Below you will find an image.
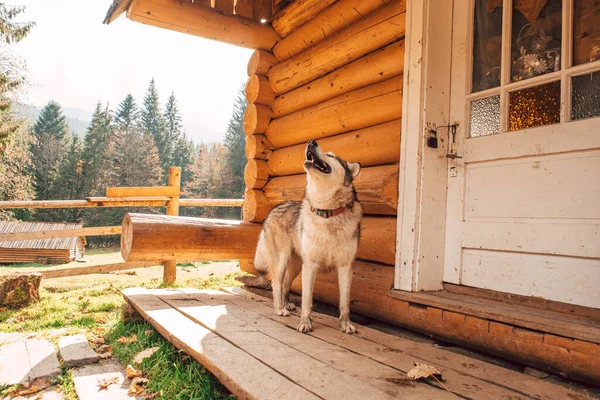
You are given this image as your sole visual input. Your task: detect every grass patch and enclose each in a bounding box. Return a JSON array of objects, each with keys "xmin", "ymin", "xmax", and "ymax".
[
  {"xmin": 54, "ymin": 368, "xmax": 78, "ymax": 400},
  {"xmin": 106, "ymin": 321, "xmax": 233, "ymax": 399}
]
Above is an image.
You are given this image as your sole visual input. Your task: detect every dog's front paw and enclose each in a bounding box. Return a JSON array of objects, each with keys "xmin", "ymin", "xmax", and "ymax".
[
  {"xmin": 285, "ymin": 302, "xmax": 296, "ymax": 311},
  {"xmin": 296, "ymin": 317, "xmax": 313, "ymax": 333},
  {"xmin": 275, "ymin": 308, "xmax": 291, "ymax": 317},
  {"xmin": 340, "ymin": 318, "xmax": 357, "ymax": 334}
]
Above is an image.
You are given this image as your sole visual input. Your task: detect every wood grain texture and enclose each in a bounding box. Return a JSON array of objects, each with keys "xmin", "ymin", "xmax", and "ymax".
[
  {"xmin": 243, "ymin": 104, "xmax": 273, "ymax": 135},
  {"xmin": 245, "ymin": 74, "xmax": 276, "ymax": 105},
  {"xmin": 247, "ymin": 49, "xmax": 278, "ymax": 76},
  {"xmin": 106, "ymin": 185, "xmax": 179, "ymax": 198},
  {"xmin": 128, "ymin": 0, "xmax": 280, "ymax": 50},
  {"xmin": 245, "ymin": 134, "xmax": 273, "ymax": 160},
  {"xmin": 267, "ymin": 121, "xmax": 401, "ymax": 176},
  {"xmin": 272, "ymin": 41, "xmax": 405, "ymax": 117},
  {"xmin": 271, "ymin": 0, "xmax": 338, "ymax": 38},
  {"xmin": 266, "ymin": 76, "xmax": 402, "ymax": 148},
  {"xmin": 268, "ymin": 1, "xmax": 406, "ymax": 94},
  {"xmin": 0, "ymin": 226, "xmax": 121, "ymax": 242},
  {"xmin": 42, "ymin": 261, "xmax": 159, "ymax": 279},
  {"xmin": 244, "ymin": 159, "xmax": 272, "ymax": 189},
  {"xmin": 273, "ymin": 0, "xmax": 405, "ymax": 60}
]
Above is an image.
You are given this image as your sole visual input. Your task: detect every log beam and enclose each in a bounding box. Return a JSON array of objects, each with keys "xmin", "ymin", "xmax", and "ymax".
[
  {"xmin": 0, "ymin": 226, "xmax": 121, "ymax": 242},
  {"xmin": 271, "ymin": 0, "xmax": 338, "ymax": 38},
  {"xmin": 245, "ymin": 134, "xmax": 273, "ymax": 160},
  {"xmin": 273, "ymin": 0, "xmax": 405, "ymax": 61},
  {"xmin": 245, "ymin": 75, "xmax": 276, "ymax": 106},
  {"xmin": 267, "ymin": 0, "xmax": 406, "ymax": 93},
  {"xmin": 266, "ymin": 76, "xmax": 403, "ymax": 148},
  {"xmin": 106, "ymin": 186, "xmax": 179, "ymax": 198},
  {"xmin": 268, "ymin": 121, "xmax": 401, "ymax": 176},
  {"xmin": 163, "ymin": 167, "xmax": 181, "ymax": 284},
  {"xmin": 247, "ymin": 49, "xmax": 278, "ymax": 76},
  {"xmin": 244, "ymin": 159, "xmax": 272, "ymax": 189},
  {"xmin": 262, "ymin": 164, "xmax": 399, "ymax": 216},
  {"xmin": 271, "ymin": 41, "xmax": 405, "ymax": 117},
  {"xmin": 242, "ymin": 190, "xmax": 270, "ymax": 222},
  {"xmin": 243, "ymin": 104, "xmax": 272, "ymax": 135},
  {"xmin": 121, "ymin": 214, "xmax": 262, "ymax": 262},
  {"xmin": 127, "ymin": 0, "xmax": 280, "ymax": 50}
]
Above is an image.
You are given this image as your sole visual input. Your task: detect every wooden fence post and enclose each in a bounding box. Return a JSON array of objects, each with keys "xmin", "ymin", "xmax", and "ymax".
[{"xmin": 163, "ymin": 167, "xmax": 182, "ymax": 284}]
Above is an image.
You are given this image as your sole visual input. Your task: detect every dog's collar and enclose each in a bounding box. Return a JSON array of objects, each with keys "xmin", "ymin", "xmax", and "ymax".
[{"xmin": 310, "ymin": 201, "xmax": 354, "ymax": 219}]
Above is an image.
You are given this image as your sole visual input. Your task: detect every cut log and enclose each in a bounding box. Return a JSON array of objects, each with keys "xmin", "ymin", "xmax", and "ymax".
[
  {"xmin": 271, "ymin": 41, "xmax": 405, "ymax": 117},
  {"xmin": 121, "ymin": 214, "xmax": 262, "ymax": 262},
  {"xmin": 243, "ymin": 104, "xmax": 273, "ymax": 135},
  {"xmin": 267, "ymin": 0, "xmax": 406, "ymax": 94},
  {"xmin": 242, "ymin": 189, "xmax": 270, "ymax": 222},
  {"xmin": 271, "ymin": 0, "xmax": 338, "ymax": 38},
  {"xmin": 273, "ymin": 0, "xmax": 405, "ymax": 60},
  {"xmin": 244, "ymin": 159, "xmax": 272, "ymax": 189},
  {"xmin": 262, "ymin": 164, "xmax": 399, "ymax": 216},
  {"xmin": 245, "ymin": 134, "xmax": 273, "ymax": 160},
  {"xmin": 247, "ymin": 49, "xmax": 278, "ymax": 76},
  {"xmin": 266, "ymin": 76, "xmax": 403, "ymax": 148},
  {"xmin": 245, "ymin": 75, "xmax": 276, "ymax": 105},
  {"xmin": 268, "ymin": 120, "xmax": 401, "ymax": 176},
  {"xmin": 0, "ymin": 273, "xmax": 42, "ymax": 308},
  {"xmin": 127, "ymin": 0, "xmax": 280, "ymax": 50}
]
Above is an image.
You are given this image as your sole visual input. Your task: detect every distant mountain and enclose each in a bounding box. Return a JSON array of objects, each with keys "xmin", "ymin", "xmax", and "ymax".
[{"xmin": 15, "ymin": 104, "xmax": 91, "ymax": 138}]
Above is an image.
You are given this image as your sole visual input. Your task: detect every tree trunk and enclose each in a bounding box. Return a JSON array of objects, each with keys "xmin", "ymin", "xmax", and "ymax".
[{"xmin": 0, "ymin": 273, "xmax": 43, "ymax": 308}]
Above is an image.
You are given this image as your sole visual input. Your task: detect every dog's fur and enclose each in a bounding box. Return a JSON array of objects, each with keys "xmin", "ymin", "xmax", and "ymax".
[{"xmin": 250, "ymin": 140, "xmax": 362, "ymax": 333}]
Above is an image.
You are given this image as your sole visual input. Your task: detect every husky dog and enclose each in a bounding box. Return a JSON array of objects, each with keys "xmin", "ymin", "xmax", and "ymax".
[{"xmin": 251, "ymin": 140, "xmax": 362, "ymax": 334}]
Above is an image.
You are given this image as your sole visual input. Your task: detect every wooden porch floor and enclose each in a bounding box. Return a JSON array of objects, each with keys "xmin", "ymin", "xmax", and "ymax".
[{"xmin": 123, "ymin": 287, "xmax": 597, "ymax": 400}]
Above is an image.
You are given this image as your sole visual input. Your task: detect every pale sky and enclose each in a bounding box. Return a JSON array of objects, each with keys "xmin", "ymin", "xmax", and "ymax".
[{"xmin": 11, "ymin": 0, "xmax": 253, "ymax": 143}]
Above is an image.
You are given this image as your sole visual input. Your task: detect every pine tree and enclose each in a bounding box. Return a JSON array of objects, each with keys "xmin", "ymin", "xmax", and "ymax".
[
  {"xmin": 30, "ymin": 101, "xmax": 70, "ymax": 200},
  {"xmin": 141, "ymin": 78, "xmax": 170, "ymax": 175},
  {"xmin": 0, "ymin": 4, "xmax": 35, "ymax": 44},
  {"xmin": 114, "ymin": 94, "xmax": 139, "ymax": 130},
  {"xmin": 223, "ymin": 86, "xmax": 247, "ymax": 198},
  {"xmin": 53, "ymin": 136, "xmax": 84, "ymax": 222},
  {"xmin": 81, "ymin": 102, "xmax": 114, "ymax": 196},
  {"xmin": 164, "ymin": 91, "xmax": 182, "ymax": 142},
  {"xmin": 0, "ymin": 125, "xmax": 34, "ymax": 220},
  {"xmin": 172, "ymin": 131, "xmax": 195, "ymax": 186}
]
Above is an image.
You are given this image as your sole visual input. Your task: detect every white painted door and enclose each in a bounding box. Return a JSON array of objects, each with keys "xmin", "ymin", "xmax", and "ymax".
[{"xmin": 444, "ymin": 0, "xmax": 600, "ymax": 308}]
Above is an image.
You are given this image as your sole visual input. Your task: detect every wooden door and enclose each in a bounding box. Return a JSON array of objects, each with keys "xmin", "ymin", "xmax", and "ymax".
[{"xmin": 444, "ymin": 0, "xmax": 600, "ymax": 308}]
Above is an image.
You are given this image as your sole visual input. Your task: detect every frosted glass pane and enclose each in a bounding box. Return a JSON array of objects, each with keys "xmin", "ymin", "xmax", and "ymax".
[
  {"xmin": 470, "ymin": 96, "xmax": 500, "ymax": 137},
  {"xmin": 572, "ymin": 72, "xmax": 600, "ymax": 120},
  {"xmin": 472, "ymin": 0, "xmax": 502, "ymax": 92},
  {"xmin": 509, "ymin": 81, "xmax": 561, "ymax": 131},
  {"xmin": 573, "ymin": 0, "xmax": 600, "ymax": 65},
  {"xmin": 511, "ymin": 0, "xmax": 562, "ymax": 82}
]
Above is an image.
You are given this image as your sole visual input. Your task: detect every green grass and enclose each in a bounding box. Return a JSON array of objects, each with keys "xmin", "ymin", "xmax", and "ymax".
[{"xmin": 106, "ymin": 321, "xmax": 234, "ymax": 399}]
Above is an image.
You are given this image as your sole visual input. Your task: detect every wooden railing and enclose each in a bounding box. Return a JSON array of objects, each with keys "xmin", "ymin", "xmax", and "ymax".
[{"xmin": 0, "ymin": 167, "xmax": 244, "ymax": 283}]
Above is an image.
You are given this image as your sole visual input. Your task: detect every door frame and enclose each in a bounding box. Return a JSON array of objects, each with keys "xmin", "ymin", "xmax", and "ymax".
[{"xmin": 394, "ymin": 0, "xmax": 454, "ymax": 291}]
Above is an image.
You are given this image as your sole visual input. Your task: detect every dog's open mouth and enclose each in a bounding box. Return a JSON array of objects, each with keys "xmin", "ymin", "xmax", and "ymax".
[{"xmin": 305, "ymin": 147, "xmax": 331, "ymax": 174}]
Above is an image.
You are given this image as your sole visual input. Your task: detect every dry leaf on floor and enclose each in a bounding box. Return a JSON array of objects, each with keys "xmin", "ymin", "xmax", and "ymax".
[
  {"xmin": 144, "ymin": 391, "xmax": 159, "ymax": 399},
  {"xmin": 126, "ymin": 364, "xmax": 142, "ymax": 379},
  {"xmin": 117, "ymin": 333, "xmax": 138, "ymax": 344},
  {"xmin": 10, "ymin": 379, "xmax": 51, "ymax": 396},
  {"xmin": 96, "ymin": 344, "xmax": 113, "ymax": 359},
  {"xmin": 129, "ymin": 376, "xmax": 149, "ymax": 395},
  {"xmin": 144, "ymin": 330, "xmax": 154, "ymax": 336},
  {"xmin": 407, "ymin": 363, "xmax": 443, "ymax": 380},
  {"xmin": 89, "ymin": 336, "xmax": 105, "ymax": 345},
  {"xmin": 133, "ymin": 347, "xmax": 159, "ymax": 364},
  {"xmin": 97, "ymin": 376, "xmax": 120, "ymax": 390}
]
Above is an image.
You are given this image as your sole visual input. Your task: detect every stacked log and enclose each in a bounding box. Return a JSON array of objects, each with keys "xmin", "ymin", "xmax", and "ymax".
[{"xmin": 241, "ymin": 0, "xmax": 405, "ymax": 270}]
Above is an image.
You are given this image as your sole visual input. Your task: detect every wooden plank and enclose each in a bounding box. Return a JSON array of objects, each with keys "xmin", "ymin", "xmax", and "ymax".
[
  {"xmin": 58, "ymin": 334, "xmax": 100, "ymax": 367},
  {"xmin": 211, "ymin": 289, "xmax": 527, "ymax": 399},
  {"xmin": 179, "ymin": 198, "xmax": 244, "ymax": 207},
  {"xmin": 157, "ymin": 290, "xmax": 447, "ymax": 400},
  {"xmin": 443, "ymin": 283, "xmax": 600, "ymax": 321},
  {"xmin": 86, "ymin": 196, "xmax": 171, "ymax": 202},
  {"xmin": 0, "ymin": 226, "xmax": 121, "ymax": 242},
  {"xmin": 122, "ymin": 288, "xmax": 317, "ymax": 400},
  {"xmin": 387, "ymin": 290, "xmax": 600, "ymax": 344},
  {"xmin": 26, "ymin": 339, "xmax": 61, "ymax": 381},
  {"xmin": 0, "ymin": 341, "xmax": 30, "ymax": 384},
  {"xmin": 41, "ymin": 261, "xmax": 159, "ymax": 279},
  {"xmin": 225, "ymin": 287, "xmax": 594, "ymax": 400},
  {"xmin": 106, "ymin": 186, "xmax": 179, "ymax": 198},
  {"xmin": 128, "ymin": 0, "xmax": 280, "ymax": 50}
]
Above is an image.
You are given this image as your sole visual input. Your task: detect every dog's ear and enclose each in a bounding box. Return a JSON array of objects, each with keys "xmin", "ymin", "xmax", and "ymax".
[{"xmin": 347, "ymin": 162, "xmax": 361, "ymax": 179}]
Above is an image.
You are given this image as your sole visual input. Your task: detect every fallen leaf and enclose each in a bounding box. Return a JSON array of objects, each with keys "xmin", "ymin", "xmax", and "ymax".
[
  {"xmin": 89, "ymin": 336, "xmax": 105, "ymax": 345},
  {"xmin": 117, "ymin": 333, "xmax": 138, "ymax": 344},
  {"xmin": 144, "ymin": 330, "xmax": 154, "ymax": 336},
  {"xmin": 96, "ymin": 344, "xmax": 113, "ymax": 359},
  {"xmin": 97, "ymin": 376, "xmax": 120, "ymax": 390},
  {"xmin": 129, "ymin": 377, "xmax": 149, "ymax": 396},
  {"xmin": 133, "ymin": 347, "xmax": 159, "ymax": 364},
  {"xmin": 407, "ymin": 363, "xmax": 443, "ymax": 380},
  {"xmin": 78, "ymin": 295, "xmax": 84, "ymax": 300},
  {"xmin": 144, "ymin": 391, "xmax": 159, "ymax": 399},
  {"xmin": 126, "ymin": 364, "xmax": 142, "ymax": 379},
  {"xmin": 10, "ymin": 379, "xmax": 51, "ymax": 396}
]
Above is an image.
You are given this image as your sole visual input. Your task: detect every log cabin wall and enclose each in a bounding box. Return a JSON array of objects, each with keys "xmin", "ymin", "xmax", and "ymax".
[{"xmin": 241, "ymin": 0, "xmax": 406, "ymax": 300}]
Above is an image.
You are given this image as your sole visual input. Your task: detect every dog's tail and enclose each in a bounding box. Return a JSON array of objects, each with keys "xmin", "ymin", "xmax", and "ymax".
[{"xmin": 235, "ymin": 271, "xmax": 272, "ymax": 290}]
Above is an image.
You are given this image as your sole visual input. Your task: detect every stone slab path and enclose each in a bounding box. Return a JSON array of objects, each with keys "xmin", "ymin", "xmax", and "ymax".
[
  {"xmin": 59, "ymin": 334, "xmax": 100, "ymax": 368},
  {"xmin": 0, "ymin": 338, "xmax": 60, "ymax": 385},
  {"xmin": 72, "ymin": 359, "xmax": 144, "ymax": 400}
]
